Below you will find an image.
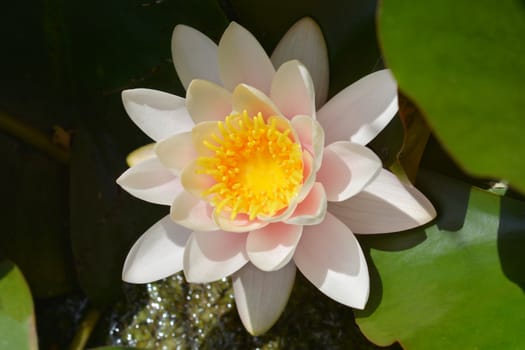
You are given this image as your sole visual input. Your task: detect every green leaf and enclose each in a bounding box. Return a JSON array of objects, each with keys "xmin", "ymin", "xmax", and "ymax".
[
  {"xmin": 377, "ymin": 0, "xmax": 525, "ymax": 193},
  {"xmin": 355, "ymin": 170, "xmax": 525, "ymax": 348},
  {"xmin": 0, "ymin": 260, "xmax": 38, "ymax": 350},
  {"xmin": 230, "ymin": 0, "xmax": 381, "ymax": 94}
]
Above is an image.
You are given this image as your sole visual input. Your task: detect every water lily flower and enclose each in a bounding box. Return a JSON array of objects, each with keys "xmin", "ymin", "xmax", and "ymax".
[{"xmin": 117, "ymin": 17, "xmax": 436, "ymax": 335}]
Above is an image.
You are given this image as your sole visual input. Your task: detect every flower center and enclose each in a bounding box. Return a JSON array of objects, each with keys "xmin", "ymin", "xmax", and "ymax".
[{"xmin": 198, "ymin": 111, "xmax": 303, "ymax": 220}]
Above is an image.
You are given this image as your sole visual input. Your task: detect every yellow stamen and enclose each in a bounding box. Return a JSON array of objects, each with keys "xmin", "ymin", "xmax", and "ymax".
[{"xmin": 198, "ymin": 111, "xmax": 303, "ymax": 220}]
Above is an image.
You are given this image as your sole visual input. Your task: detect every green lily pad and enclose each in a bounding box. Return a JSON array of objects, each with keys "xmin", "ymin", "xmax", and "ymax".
[
  {"xmin": 0, "ymin": 260, "xmax": 38, "ymax": 350},
  {"xmin": 355, "ymin": 170, "xmax": 525, "ymax": 348},
  {"xmin": 377, "ymin": 0, "xmax": 525, "ymax": 193}
]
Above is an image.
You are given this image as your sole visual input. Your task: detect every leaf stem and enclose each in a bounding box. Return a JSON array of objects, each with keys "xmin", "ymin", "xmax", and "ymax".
[
  {"xmin": 0, "ymin": 111, "xmax": 70, "ymax": 164},
  {"xmin": 69, "ymin": 307, "xmax": 101, "ymax": 350}
]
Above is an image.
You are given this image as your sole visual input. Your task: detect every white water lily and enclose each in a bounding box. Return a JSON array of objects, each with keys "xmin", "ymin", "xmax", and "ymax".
[{"xmin": 117, "ymin": 17, "xmax": 436, "ymax": 335}]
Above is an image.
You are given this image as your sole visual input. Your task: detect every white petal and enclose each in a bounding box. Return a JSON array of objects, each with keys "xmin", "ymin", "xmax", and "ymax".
[
  {"xmin": 271, "ymin": 17, "xmax": 329, "ymax": 107},
  {"xmin": 122, "ymin": 89, "xmax": 194, "ymax": 141},
  {"xmin": 295, "ymin": 150, "xmax": 315, "ymax": 202},
  {"xmin": 214, "ymin": 211, "xmax": 269, "ymax": 233},
  {"xmin": 285, "ymin": 183, "xmax": 327, "ymax": 225},
  {"xmin": 126, "ymin": 143, "xmax": 155, "ymax": 167},
  {"xmin": 191, "ymin": 120, "xmax": 221, "ymax": 156},
  {"xmin": 294, "ymin": 212, "xmax": 369, "ymax": 308},
  {"xmin": 122, "ymin": 215, "xmax": 191, "ymax": 283},
  {"xmin": 246, "ymin": 223, "xmax": 302, "ymax": 271},
  {"xmin": 186, "ymin": 79, "xmax": 232, "ymax": 123},
  {"xmin": 329, "ymin": 169, "xmax": 437, "ymax": 234},
  {"xmin": 233, "ymin": 262, "xmax": 296, "ymax": 335},
  {"xmin": 183, "ymin": 230, "xmax": 248, "ymax": 283},
  {"xmin": 232, "ymin": 84, "xmax": 282, "ymax": 118},
  {"xmin": 180, "ymin": 159, "xmax": 216, "ymax": 197},
  {"xmin": 316, "ymin": 142, "xmax": 382, "ymax": 202},
  {"xmin": 155, "ymin": 132, "xmax": 198, "ymax": 174},
  {"xmin": 218, "ymin": 22, "xmax": 275, "ymax": 94},
  {"xmin": 291, "ymin": 115, "xmax": 324, "ymax": 171},
  {"xmin": 317, "ymin": 69, "xmax": 398, "ymax": 145},
  {"xmin": 117, "ymin": 157, "xmax": 183, "ymax": 205},
  {"xmin": 170, "ymin": 191, "xmax": 218, "ymax": 231},
  {"xmin": 270, "ymin": 60, "xmax": 315, "ymax": 119},
  {"xmin": 171, "ymin": 24, "xmax": 221, "ymax": 89}
]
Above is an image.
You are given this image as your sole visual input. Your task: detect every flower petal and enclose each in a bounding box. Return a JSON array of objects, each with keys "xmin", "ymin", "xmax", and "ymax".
[
  {"xmin": 316, "ymin": 142, "xmax": 382, "ymax": 202},
  {"xmin": 171, "ymin": 24, "xmax": 221, "ymax": 89},
  {"xmin": 295, "ymin": 149, "xmax": 315, "ymax": 202},
  {"xmin": 294, "ymin": 212, "xmax": 369, "ymax": 308},
  {"xmin": 122, "ymin": 215, "xmax": 191, "ymax": 283},
  {"xmin": 179, "ymin": 159, "xmax": 215, "ymax": 197},
  {"xmin": 186, "ymin": 79, "xmax": 232, "ymax": 123},
  {"xmin": 271, "ymin": 17, "xmax": 329, "ymax": 107},
  {"xmin": 285, "ymin": 182, "xmax": 327, "ymax": 225},
  {"xmin": 116, "ymin": 157, "xmax": 183, "ymax": 205},
  {"xmin": 170, "ymin": 191, "xmax": 218, "ymax": 231},
  {"xmin": 126, "ymin": 143, "xmax": 155, "ymax": 167},
  {"xmin": 122, "ymin": 89, "xmax": 194, "ymax": 141},
  {"xmin": 214, "ymin": 211, "xmax": 269, "ymax": 233},
  {"xmin": 246, "ymin": 223, "xmax": 302, "ymax": 271},
  {"xmin": 233, "ymin": 262, "xmax": 296, "ymax": 335},
  {"xmin": 155, "ymin": 132, "xmax": 198, "ymax": 174},
  {"xmin": 317, "ymin": 69, "xmax": 398, "ymax": 145},
  {"xmin": 218, "ymin": 22, "xmax": 275, "ymax": 93},
  {"xmin": 291, "ymin": 115, "xmax": 324, "ymax": 171},
  {"xmin": 232, "ymin": 84, "xmax": 282, "ymax": 118},
  {"xmin": 270, "ymin": 60, "xmax": 315, "ymax": 119},
  {"xmin": 183, "ymin": 230, "xmax": 248, "ymax": 283},
  {"xmin": 329, "ymin": 169, "xmax": 437, "ymax": 234},
  {"xmin": 191, "ymin": 120, "xmax": 221, "ymax": 156}
]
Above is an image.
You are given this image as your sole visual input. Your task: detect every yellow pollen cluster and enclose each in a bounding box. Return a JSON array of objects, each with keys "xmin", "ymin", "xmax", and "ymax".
[{"xmin": 198, "ymin": 111, "xmax": 304, "ymax": 220}]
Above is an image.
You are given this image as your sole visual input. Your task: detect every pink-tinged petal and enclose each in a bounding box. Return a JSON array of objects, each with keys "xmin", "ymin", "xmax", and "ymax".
[
  {"xmin": 122, "ymin": 215, "xmax": 191, "ymax": 283},
  {"xmin": 186, "ymin": 79, "xmax": 232, "ymax": 123},
  {"xmin": 317, "ymin": 69, "xmax": 398, "ymax": 145},
  {"xmin": 271, "ymin": 17, "xmax": 329, "ymax": 107},
  {"xmin": 126, "ymin": 143, "xmax": 155, "ymax": 167},
  {"xmin": 285, "ymin": 182, "xmax": 327, "ymax": 225},
  {"xmin": 155, "ymin": 132, "xmax": 198, "ymax": 175},
  {"xmin": 270, "ymin": 60, "xmax": 315, "ymax": 119},
  {"xmin": 170, "ymin": 191, "xmax": 218, "ymax": 231},
  {"xmin": 218, "ymin": 22, "xmax": 275, "ymax": 94},
  {"xmin": 117, "ymin": 157, "xmax": 183, "ymax": 205},
  {"xmin": 232, "ymin": 84, "xmax": 282, "ymax": 119},
  {"xmin": 295, "ymin": 150, "xmax": 315, "ymax": 202},
  {"xmin": 316, "ymin": 142, "xmax": 382, "ymax": 202},
  {"xmin": 180, "ymin": 159, "xmax": 215, "ymax": 197},
  {"xmin": 329, "ymin": 169, "xmax": 437, "ymax": 234},
  {"xmin": 183, "ymin": 230, "xmax": 248, "ymax": 283},
  {"xmin": 171, "ymin": 24, "xmax": 221, "ymax": 89},
  {"xmin": 246, "ymin": 223, "xmax": 302, "ymax": 271},
  {"xmin": 291, "ymin": 115, "xmax": 324, "ymax": 171},
  {"xmin": 233, "ymin": 262, "xmax": 296, "ymax": 335},
  {"xmin": 257, "ymin": 199, "xmax": 297, "ymax": 223},
  {"xmin": 122, "ymin": 89, "xmax": 194, "ymax": 142},
  {"xmin": 191, "ymin": 121, "xmax": 221, "ymax": 156},
  {"xmin": 294, "ymin": 212, "xmax": 369, "ymax": 308},
  {"xmin": 214, "ymin": 211, "xmax": 269, "ymax": 233}
]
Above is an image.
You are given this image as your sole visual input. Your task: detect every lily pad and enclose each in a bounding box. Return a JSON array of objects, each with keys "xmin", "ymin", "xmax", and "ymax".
[
  {"xmin": 377, "ymin": 0, "xmax": 525, "ymax": 193},
  {"xmin": 0, "ymin": 260, "xmax": 38, "ymax": 350},
  {"xmin": 355, "ymin": 170, "xmax": 525, "ymax": 348}
]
